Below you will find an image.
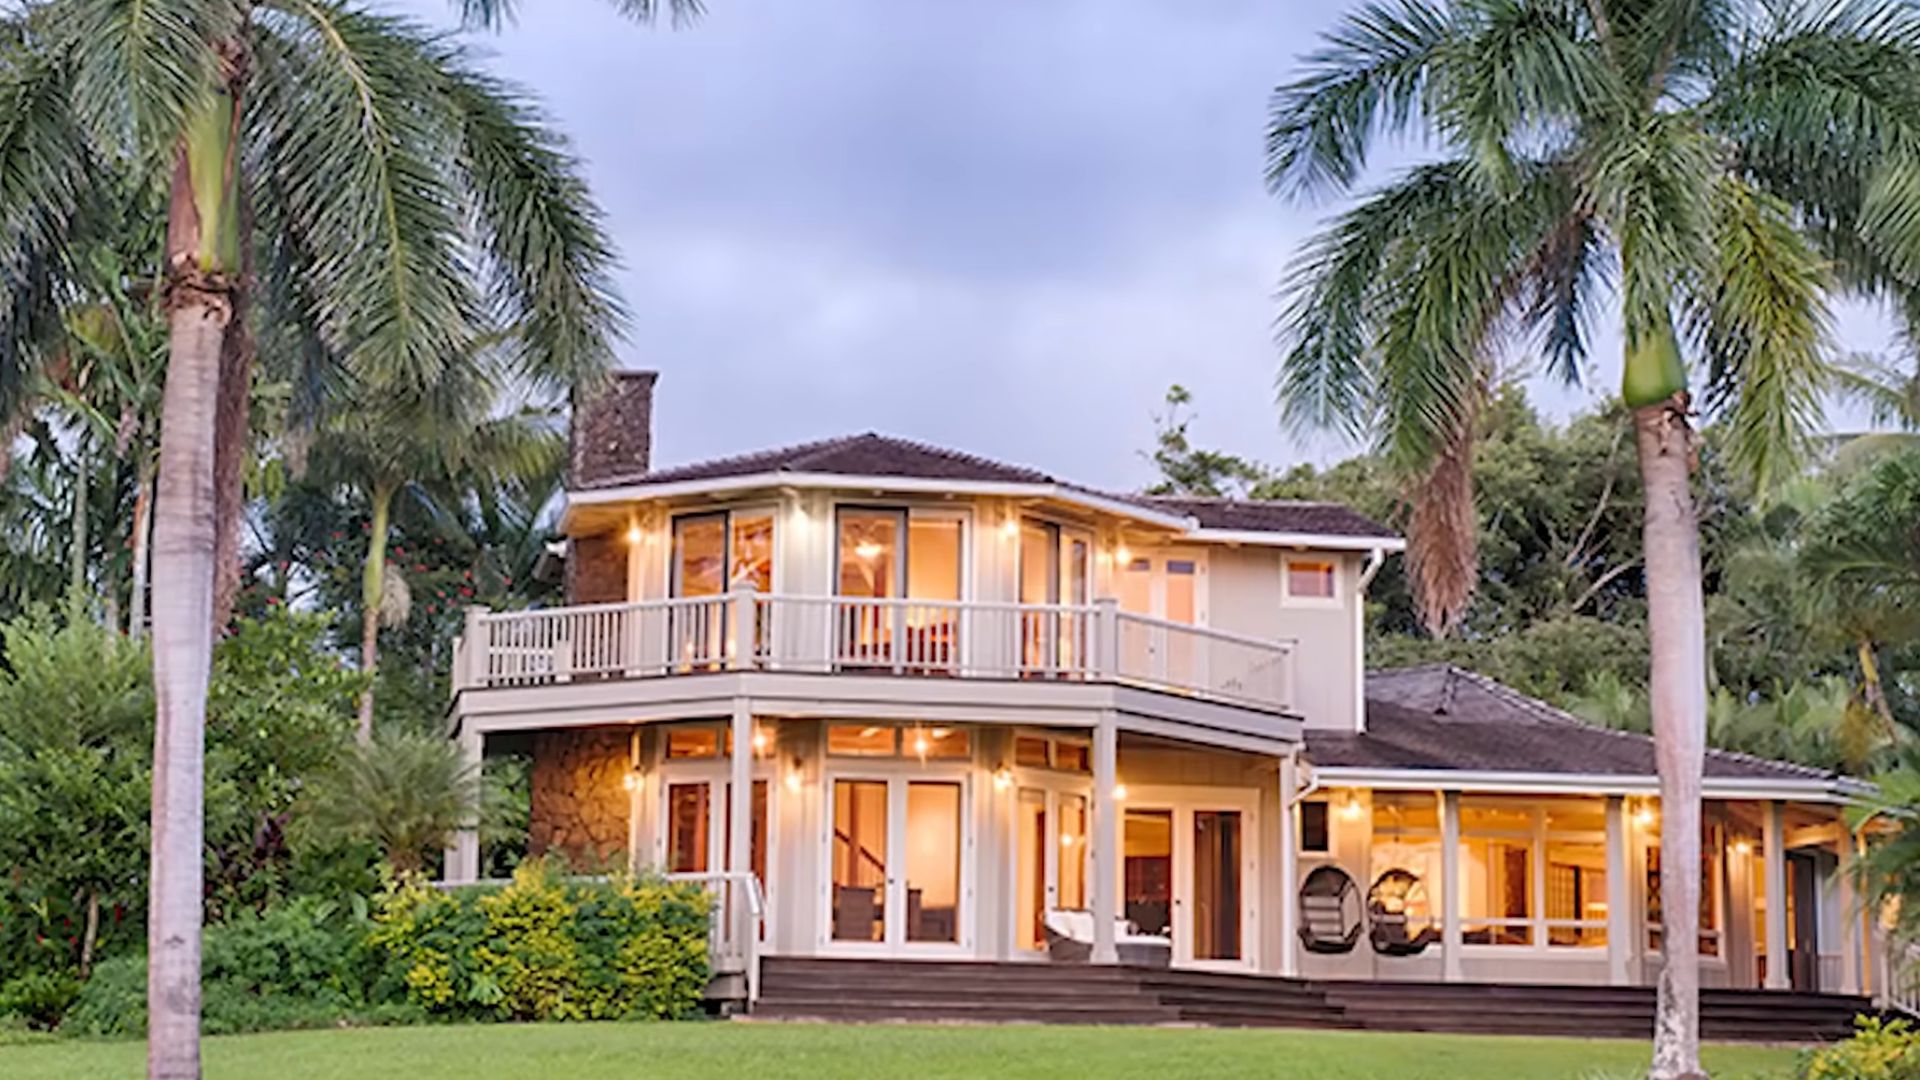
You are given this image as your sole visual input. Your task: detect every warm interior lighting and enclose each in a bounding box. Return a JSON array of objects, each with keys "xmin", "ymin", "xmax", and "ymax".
[
  {"xmin": 1339, "ymin": 795, "xmax": 1364, "ymax": 821},
  {"xmin": 1733, "ymin": 840, "xmax": 1753, "ymax": 856},
  {"xmin": 1115, "ymin": 545, "xmax": 1132, "ymax": 565},
  {"xmin": 1060, "ymin": 833, "xmax": 1077, "ymax": 848},
  {"xmin": 992, "ymin": 767, "xmax": 1014, "ymax": 791},
  {"xmin": 784, "ymin": 770, "xmax": 802, "ymax": 794},
  {"xmin": 625, "ymin": 524, "xmax": 643, "ymax": 544},
  {"xmin": 1633, "ymin": 805, "xmax": 1657, "ymax": 828},
  {"xmin": 621, "ymin": 772, "xmax": 640, "ymax": 792},
  {"xmin": 854, "ymin": 541, "xmax": 883, "ymax": 560},
  {"xmin": 751, "ymin": 729, "xmax": 770, "ymax": 755},
  {"xmin": 1001, "ymin": 518, "xmax": 1020, "ymax": 539},
  {"xmin": 913, "ymin": 732, "xmax": 931, "ymax": 756},
  {"xmin": 1112, "ymin": 783, "xmax": 1128, "ymax": 802}
]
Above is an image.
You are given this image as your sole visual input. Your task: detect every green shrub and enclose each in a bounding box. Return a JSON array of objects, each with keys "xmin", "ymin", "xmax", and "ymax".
[
  {"xmin": 1799, "ymin": 1017, "xmax": 1920, "ymax": 1079},
  {"xmin": 368, "ymin": 860, "xmax": 711, "ymax": 1022},
  {"xmin": 0, "ymin": 971, "xmax": 81, "ymax": 1030}
]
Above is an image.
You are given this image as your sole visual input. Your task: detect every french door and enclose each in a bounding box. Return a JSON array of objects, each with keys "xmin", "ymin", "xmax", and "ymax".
[
  {"xmin": 1115, "ymin": 549, "xmax": 1208, "ymax": 687},
  {"xmin": 1013, "ymin": 785, "xmax": 1091, "ymax": 952},
  {"xmin": 1119, "ymin": 793, "xmax": 1257, "ymax": 970},
  {"xmin": 826, "ymin": 774, "xmax": 970, "ymax": 953}
]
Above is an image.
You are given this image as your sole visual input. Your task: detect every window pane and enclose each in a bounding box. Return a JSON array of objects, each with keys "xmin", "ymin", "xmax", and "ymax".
[
  {"xmin": 1461, "ymin": 803, "xmax": 1533, "ymax": 833},
  {"xmin": 837, "ymin": 510, "xmax": 901, "ymax": 599},
  {"xmin": 1546, "ymin": 839, "xmax": 1608, "ymax": 947},
  {"xmin": 905, "ymin": 782, "xmax": 962, "ymax": 943},
  {"xmin": 907, "ymin": 518, "xmax": 962, "ymax": 601},
  {"xmin": 832, "ymin": 781, "xmax": 887, "ymax": 942},
  {"xmin": 1054, "ymin": 742, "xmax": 1090, "ymax": 774},
  {"xmin": 826, "ymin": 724, "xmax": 897, "ymax": 756},
  {"xmin": 1067, "ymin": 539, "xmax": 1090, "ymax": 604},
  {"xmin": 1299, "ymin": 802, "xmax": 1330, "ymax": 854},
  {"xmin": 906, "ymin": 726, "xmax": 970, "ymax": 760},
  {"xmin": 1017, "ymin": 789, "xmax": 1047, "ymax": 950},
  {"xmin": 666, "ymin": 728, "xmax": 720, "ymax": 759},
  {"xmin": 1286, "ymin": 560, "xmax": 1335, "ymax": 599},
  {"xmin": 673, "ymin": 514, "xmax": 727, "ymax": 597},
  {"xmin": 1374, "ymin": 791, "xmax": 1439, "ymax": 833},
  {"xmin": 730, "ymin": 514, "xmax": 774, "ymax": 591},
  {"xmin": 1014, "ymin": 736, "xmax": 1051, "ymax": 769},
  {"xmin": 666, "ymin": 782, "xmax": 709, "ymax": 873},
  {"xmin": 1461, "ymin": 837, "xmax": 1533, "ymax": 945},
  {"xmin": 1019, "ymin": 521, "xmax": 1059, "ymax": 605},
  {"xmin": 1123, "ymin": 809, "xmax": 1173, "ymax": 937},
  {"xmin": 1193, "ymin": 811, "xmax": 1242, "ymax": 960},
  {"xmin": 1059, "ymin": 794, "xmax": 1088, "ymax": 910}
]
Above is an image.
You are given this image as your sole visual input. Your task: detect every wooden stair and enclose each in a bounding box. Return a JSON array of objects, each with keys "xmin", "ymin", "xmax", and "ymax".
[{"xmin": 751, "ymin": 957, "xmax": 1871, "ymax": 1042}]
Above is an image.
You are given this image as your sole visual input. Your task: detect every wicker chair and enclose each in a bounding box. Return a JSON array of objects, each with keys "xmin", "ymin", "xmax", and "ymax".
[
  {"xmin": 1367, "ymin": 868, "xmax": 1440, "ymax": 957},
  {"xmin": 1298, "ymin": 865, "xmax": 1363, "ymax": 955}
]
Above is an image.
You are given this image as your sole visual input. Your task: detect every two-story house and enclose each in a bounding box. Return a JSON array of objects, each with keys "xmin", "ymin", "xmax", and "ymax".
[{"xmin": 442, "ymin": 371, "xmax": 1879, "ymax": 1029}]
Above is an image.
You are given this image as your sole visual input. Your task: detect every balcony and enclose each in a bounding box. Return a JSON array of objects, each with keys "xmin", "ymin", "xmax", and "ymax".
[{"xmin": 452, "ymin": 591, "xmax": 1297, "ymax": 713}]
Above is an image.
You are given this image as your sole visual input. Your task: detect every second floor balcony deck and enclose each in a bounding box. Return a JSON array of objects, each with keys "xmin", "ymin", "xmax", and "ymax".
[{"xmin": 452, "ymin": 591, "xmax": 1297, "ymax": 713}]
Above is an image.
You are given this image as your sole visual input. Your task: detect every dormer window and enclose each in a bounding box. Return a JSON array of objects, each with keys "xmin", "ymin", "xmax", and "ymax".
[{"xmin": 1284, "ymin": 558, "xmax": 1338, "ymax": 604}]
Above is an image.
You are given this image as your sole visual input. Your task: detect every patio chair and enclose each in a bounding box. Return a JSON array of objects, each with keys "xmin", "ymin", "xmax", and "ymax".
[
  {"xmin": 1042, "ymin": 909, "xmax": 1172, "ymax": 967},
  {"xmin": 1367, "ymin": 868, "xmax": 1440, "ymax": 957},
  {"xmin": 1298, "ymin": 865, "xmax": 1363, "ymax": 955}
]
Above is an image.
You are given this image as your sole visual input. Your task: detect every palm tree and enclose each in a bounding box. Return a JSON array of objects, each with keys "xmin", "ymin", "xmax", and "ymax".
[
  {"xmin": 2, "ymin": 1, "xmax": 694, "ymax": 1072},
  {"xmin": 1266, "ymin": 2, "xmax": 1920, "ymax": 1073},
  {"xmin": 294, "ymin": 730, "xmax": 519, "ymax": 876},
  {"xmin": 304, "ymin": 349, "xmax": 563, "ymax": 742}
]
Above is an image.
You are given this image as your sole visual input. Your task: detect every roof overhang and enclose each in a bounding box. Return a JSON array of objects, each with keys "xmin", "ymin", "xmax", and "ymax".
[
  {"xmin": 1308, "ymin": 765, "xmax": 1869, "ymax": 805},
  {"xmin": 563, "ymin": 472, "xmax": 1404, "ymax": 551},
  {"xmin": 1186, "ymin": 528, "xmax": 1407, "ymax": 553}
]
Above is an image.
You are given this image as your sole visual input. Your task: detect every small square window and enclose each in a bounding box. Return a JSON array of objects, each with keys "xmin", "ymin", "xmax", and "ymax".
[
  {"xmin": 1285, "ymin": 559, "xmax": 1337, "ymax": 600},
  {"xmin": 906, "ymin": 726, "xmax": 970, "ymax": 760},
  {"xmin": 666, "ymin": 728, "xmax": 720, "ymax": 759},
  {"xmin": 1299, "ymin": 801, "xmax": 1330, "ymax": 853},
  {"xmin": 827, "ymin": 724, "xmax": 897, "ymax": 756},
  {"xmin": 1014, "ymin": 736, "xmax": 1051, "ymax": 769},
  {"xmin": 1054, "ymin": 742, "xmax": 1091, "ymax": 774}
]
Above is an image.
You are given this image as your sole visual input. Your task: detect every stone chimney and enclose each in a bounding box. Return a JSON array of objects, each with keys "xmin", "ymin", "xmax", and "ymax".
[{"xmin": 569, "ymin": 370, "xmax": 657, "ymax": 488}]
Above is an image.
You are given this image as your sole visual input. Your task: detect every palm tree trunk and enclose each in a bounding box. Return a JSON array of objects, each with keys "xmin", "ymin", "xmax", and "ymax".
[
  {"xmin": 1857, "ymin": 639, "xmax": 1896, "ymax": 730},
  {"xmin": 129, "ymin": 456, "xmax": 155, "ymax": 639},
  {"xmin": 209, "ymin": 225, "xmax": 255, "ymax": 635},
  {"xmin": 356, "ymin": 482, "xmax": 396, "ymax": 744},
  {"xmin": 1636, "ymin": 395, "xmax": 1708, "ymax": 1080},
  {"xmin": 149, "ymin": 63, "xmax": 244, "ymax": 1080},
  {"xmin": 69, "ymin": 446, "xmax": 89, "ymax": 599}
]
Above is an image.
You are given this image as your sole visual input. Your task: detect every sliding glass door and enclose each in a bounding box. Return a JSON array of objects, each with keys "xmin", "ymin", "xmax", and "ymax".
[
  {"xmin": 1014, "ymin": 786, "xmax": 1090, "ymax": 952},
  {"xmin": 1118, "ymin": 795, "xmax": 1256, "ymax": 969},
  {"xmin": 834, "ymin": 508, "xmax": 965, "ymax": 671}
]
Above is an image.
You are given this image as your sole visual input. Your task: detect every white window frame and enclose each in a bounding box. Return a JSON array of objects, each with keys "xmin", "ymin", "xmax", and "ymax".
[{"xmin": 1281, "ymin": 555, "xmax": 1342, "ymax": 609}]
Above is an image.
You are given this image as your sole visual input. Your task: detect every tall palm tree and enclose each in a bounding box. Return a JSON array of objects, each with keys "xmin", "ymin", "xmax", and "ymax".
[
  {"xmin": 1266, "ymin": 2, "xmax": 1920, "ymax": 1073},
  {"xmin": 2, "ymin": 1, "xmax": 694, "ymax": 1073},
  {"xmin": 304, "ymin": 349, "xmax": 563, "ymax": 742}
]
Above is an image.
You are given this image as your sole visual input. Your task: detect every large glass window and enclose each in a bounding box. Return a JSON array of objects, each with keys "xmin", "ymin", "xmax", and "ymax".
[
  {"xmin": 835, "ymin": 508, "xmax": 966, "ymax": 670},
  {"xmin": 666, "ymin": 782, "xmax": 710, "ymax": 873},
  {"xmin": 1455, "ymin": 798, "xmax": 1610, "ymax": 948},
  {"xmin": 1371, "ymin": 793, "xmax": 1442, "ymax": 942},
  {"xmin": 1192, "ymin": 810, "xmax": 1243, "ymax": 961},
  {"xmin": 671, "ymin": 510, "xmax": 775, "ymax": 665},
  {"xmin": 1646, "ymin": 821, "xmax": 1724, "ymax": 957},
  {"xmin": 1059, "ymin": 795, "xmax": 1088, "ymax": 910},
  {"xmin": 905, "ymin": 781, "xmax": 963, "ymax": 943},
  {"xmin": 832, "ymin": 780, "xmax": 888, "ymax": 942},
  {"xmin": 1124, "ymin": 809, "xmax": 1174, "ymax": 937}
]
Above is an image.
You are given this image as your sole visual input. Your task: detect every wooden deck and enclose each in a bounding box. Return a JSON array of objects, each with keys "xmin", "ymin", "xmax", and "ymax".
[{"xmin": 751, "ymin": 957, "xmax": 1873, "ymax": 1042}]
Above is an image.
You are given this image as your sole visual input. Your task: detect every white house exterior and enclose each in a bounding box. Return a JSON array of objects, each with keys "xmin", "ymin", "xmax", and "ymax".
[{"xmin": 443, "ymin": 372, "xmax": 1877, "ymax": 1005}]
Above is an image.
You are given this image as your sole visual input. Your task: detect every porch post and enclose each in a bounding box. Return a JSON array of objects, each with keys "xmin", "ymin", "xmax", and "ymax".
[
  {"xmin": 1091, "ymin": 710, "xmax": 1119, "ymax": 964},
  {"xmin": 729, "ymin": 698, "xmax": 754, "ymax": 948},
  {"xmin": 1278, "ymin": 752, "xmax": 1300, "ymax": 977},
  {"xmin": 1763, "ymin": 800, "xmax": 1789, "ymax": 990},
  {"xmin": 444, "ymin": 723, "xmax": 483, "ymax": 884},
  {"xmin": 1439, "ymin": 790, "xmax": 1462, "ymax": 982},
  {"xmin": 1837, "ymin": 816, "xmax": 1862, "ymax": 995},
  {"xmin": 1606, "ymin": 795, "xmax": 1632, "ymax": 986}
]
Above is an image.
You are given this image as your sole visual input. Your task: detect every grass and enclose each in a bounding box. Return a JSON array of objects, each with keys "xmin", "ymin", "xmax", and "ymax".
[{"xmin": 0, "ymin": 1021, "xmax": 1807, "ymax": 1080}]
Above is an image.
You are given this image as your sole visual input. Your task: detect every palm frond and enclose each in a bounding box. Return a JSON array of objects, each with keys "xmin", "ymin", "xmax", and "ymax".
[
  {"xmin": 451, "ymin": 0, "xmax": 702, "ymax": 34},
  {"xmin": 1688, "ymin": 175, "xmax": 1831, "ymax": 495},
  {"xmin": 47, "ymin": 0, "xmax": 237, "ymax": 166},
  {"xmin": 1587, "ymin": 109, "xmax": 1718, "ymax": 341},
  {"xmin": 1265, "ymin": 0, "xmax": 1453, "ymax": 198}
]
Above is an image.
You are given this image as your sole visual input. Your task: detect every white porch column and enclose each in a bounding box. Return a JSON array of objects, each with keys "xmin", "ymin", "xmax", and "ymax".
[
  {"xmin": 1440, "ymin": 790, "xmax": 1462, "ymax": 982},
  {"xmin": 1763, "ymin": 800, "xmax": 1789, "ymax": 990},
  {"xmin": 443, "ymin": 723, "xmax": 483, "ymax": 883},
  {"xmin": 1091, "ymin": 711, "xmax": 1120, "ymax": 964},
  {"xmin": 1606, "ymin": 795, "xmax": 1632, "ymax": 986},
  {"xmin": 1277, "ymin": 752, "xmax": 1300, "ymax": 977},
  {"xmin": 728, "ymin": 698, "xmax": 754, "ymax": 947},
  {"xmin": 1837, "ymin": 819, "xmax": 1862, "ymax": 995}
]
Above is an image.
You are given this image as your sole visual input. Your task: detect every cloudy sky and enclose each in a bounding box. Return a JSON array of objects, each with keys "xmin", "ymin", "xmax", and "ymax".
[{"xmin": 406, "ymin": 0, "xmax": 1897, "ymax": 491}]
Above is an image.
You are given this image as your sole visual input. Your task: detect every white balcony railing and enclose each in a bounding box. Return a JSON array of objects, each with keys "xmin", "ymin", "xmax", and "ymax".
[{"xmin": 453, "ymin": 591, "xmax": 1296, "ymax": 711}]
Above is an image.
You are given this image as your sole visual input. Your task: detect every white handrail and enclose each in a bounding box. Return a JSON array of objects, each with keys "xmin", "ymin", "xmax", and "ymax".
[
  {"xmin": 460, "ymin": 592, "xmax": 1296, "ymax": 711},
  {"xmin": 667, "ymin": 870, "xmax": 767, "ymax": 1004}
]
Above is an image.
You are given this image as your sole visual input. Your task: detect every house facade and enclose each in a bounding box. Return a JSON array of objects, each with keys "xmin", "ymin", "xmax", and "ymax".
[{"xmin": 443, "ymin": 371, "xmax": 1875, "ymax": 1002}]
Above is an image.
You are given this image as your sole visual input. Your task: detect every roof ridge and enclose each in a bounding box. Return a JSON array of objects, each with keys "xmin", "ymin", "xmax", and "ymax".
[
  {"xmin": 1139, "ymin": 493, "xmax": 1358, "ymax": 509},
  {"xmin": 840, "ymin": 431, "xmax": 1057, "ymax": 482}
]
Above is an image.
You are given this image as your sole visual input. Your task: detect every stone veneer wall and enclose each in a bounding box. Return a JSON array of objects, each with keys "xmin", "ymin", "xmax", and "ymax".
[
  {"xmin": 566, "ymin": 532, "xmax": 627, "ymax": 605},
  {"xmin": 569, "ymin": 370, "xmax": 657, "ymax": 488},
  {"xmin": 528, "ymin": 727, "xmax": 631, "ymax": 867}
]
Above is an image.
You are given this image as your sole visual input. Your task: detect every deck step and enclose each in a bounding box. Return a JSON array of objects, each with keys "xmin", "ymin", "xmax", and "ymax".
[{"xmin": 751, "ymin": 957, "xmax": 1873, "ymax": 1042}]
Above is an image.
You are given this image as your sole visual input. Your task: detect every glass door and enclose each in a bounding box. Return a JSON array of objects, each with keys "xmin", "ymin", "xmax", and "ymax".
[
  {"xmin": 828, "ymin": 775, "xmax": 969, "ymax": 952},
  {"xmin": 1116, "ymin": 797, "xmax": 1256, "ymax": 969},
  {"xmin": 835, "ymin": 508, "xmax": 965, "ymax": 672},
  {"xmin": 1114, "ymin": 550, "xmax": 1207, "ymax": 687},
  {"xmin": 1015, "ymin": 787, "xmax": 1090, "ymax": 952}
]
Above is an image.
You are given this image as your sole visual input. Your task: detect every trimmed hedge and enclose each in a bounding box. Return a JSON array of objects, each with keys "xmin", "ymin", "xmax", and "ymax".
[
  {"xmin": 369, "ymin": 861, "xmax": 711, "ymax": 1021},
  {"xmin": 55, "ymin": 863, "xmax": 711, "ymax": 1037}
]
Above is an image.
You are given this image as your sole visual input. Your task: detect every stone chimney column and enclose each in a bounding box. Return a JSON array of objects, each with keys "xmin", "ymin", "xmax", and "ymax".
[{"xmin": 569, "ymin": 370, "xmax": 658, "ymax": 488}]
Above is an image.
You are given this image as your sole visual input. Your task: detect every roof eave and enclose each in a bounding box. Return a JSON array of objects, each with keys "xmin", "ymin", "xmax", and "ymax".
[
  {"xmin": 1308, "ymin": 765, "xmax": 1864, "ymax": 804},
  {"xmin": 561, "ymin": 472, "xmax": 1195, "ymax": 532},
  {"xmin": 1186, "ymin": 528, "xmax": 1407, "ymax": 553}
]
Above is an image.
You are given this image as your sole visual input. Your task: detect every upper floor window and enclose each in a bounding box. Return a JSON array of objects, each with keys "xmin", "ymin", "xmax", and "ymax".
[
  {"xmin": 825, "ymin": 723, "xmax": 971, "ymax": 760},
  {"xmin": 835, "ymin": 507, "xmax": 964, "ymax": 602},
  {"xmin": 1011, "ymin": 733, "xmax": 1091, "ymax": 774},
  {"xmin": 1018, "ymin": 519, "xmax": 1091, "ymax": 606},
  {"xmin": 672, "ymin": 509, "xmax": 774, "ymax": 596},
  {"xmin": 1284, "ymin": 558, "xmax": 1338, "ymax": 604}
]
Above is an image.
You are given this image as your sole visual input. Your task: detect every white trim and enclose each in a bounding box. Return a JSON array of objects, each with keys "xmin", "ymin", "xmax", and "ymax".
[
  {"xmin": 1187, "ymin": 528, "xmax": 1407, "ymax": 553},
  {"xmin": 568, "ymin": 474, "xmax": 1194, "ymax": 532},
  {"xmin": 1280, "ymin": 556, "xmax": 1342, "ymax": 609},
  {"xmin": 1311, "ymin": 767, "xmax": 1862, "ymax": 803}
]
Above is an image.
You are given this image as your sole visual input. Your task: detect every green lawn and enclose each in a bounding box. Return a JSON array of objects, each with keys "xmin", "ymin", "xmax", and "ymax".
[{"xmin": 0, "ymin": 1021, "xmax": 1807, "ymax": 1080}]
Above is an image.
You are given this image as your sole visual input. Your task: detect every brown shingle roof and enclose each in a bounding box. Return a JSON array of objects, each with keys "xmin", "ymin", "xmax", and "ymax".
[
  {"xmin": 577, "ymin": 432, "xmax": 1404, "ymax": 543},
  {"xmin": 1305, "ymin": 664, "xmax": 1841, "ymax": 784},
  {"xmin": 577, "ymin": 432, "xmax": 1057, "ymax": 490},
  {"xmin": 1136, "ymin": 495, "xmax": 1397, "ymax": 540}
]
